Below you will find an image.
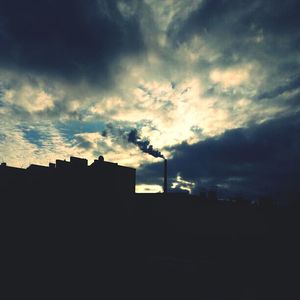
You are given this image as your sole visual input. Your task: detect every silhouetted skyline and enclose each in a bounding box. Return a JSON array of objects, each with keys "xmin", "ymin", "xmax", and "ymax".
[
  {"xmin": 0, "ymin": 154, "xmax": 292, "ymax": 208},
  {"xmin": 1, "ymin": 153, "xmax": 299, "ymax": 299}
]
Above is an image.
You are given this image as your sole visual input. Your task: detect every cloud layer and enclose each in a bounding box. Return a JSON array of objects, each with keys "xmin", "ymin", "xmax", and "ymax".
[
  {"xmin": 0, "ymin": 0, "xmax": 143, "ymax": 84},
  {"xmin": 1, "ymin": 0, "xmax": 300, "ymax": 200}
]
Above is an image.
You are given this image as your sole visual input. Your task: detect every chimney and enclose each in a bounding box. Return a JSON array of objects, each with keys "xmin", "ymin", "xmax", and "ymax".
[{"xmin": 163, "ymin": 159, "xmax": 168, "ymax": 194}]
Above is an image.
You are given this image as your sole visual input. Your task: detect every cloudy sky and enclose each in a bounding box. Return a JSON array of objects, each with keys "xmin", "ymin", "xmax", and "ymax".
[{"xmin": 0, "ymin": 0, "xmax": 300, "ymax": 201}]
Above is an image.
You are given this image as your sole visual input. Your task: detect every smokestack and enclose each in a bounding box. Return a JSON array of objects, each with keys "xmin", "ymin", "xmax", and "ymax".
[{"xmin": 163, "ymin": 159, "xmax": 167, "ymax": 194}]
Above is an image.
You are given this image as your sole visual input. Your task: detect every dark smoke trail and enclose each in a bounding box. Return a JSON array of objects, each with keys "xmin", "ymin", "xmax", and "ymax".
[{"xmin": 128, "ymin": 129, "xmax": 164, "ymax": 159}]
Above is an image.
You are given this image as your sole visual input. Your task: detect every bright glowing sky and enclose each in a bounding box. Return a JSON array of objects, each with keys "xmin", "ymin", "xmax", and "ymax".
[{"xmin": 0, "ymin": 0, "xmax": 300, "ymax": 200}]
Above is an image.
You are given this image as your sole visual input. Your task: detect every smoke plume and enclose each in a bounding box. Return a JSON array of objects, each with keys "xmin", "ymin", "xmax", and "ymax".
[{"xmin": 128, "ymin": 129, "xmax": 164, "ymax": 159}]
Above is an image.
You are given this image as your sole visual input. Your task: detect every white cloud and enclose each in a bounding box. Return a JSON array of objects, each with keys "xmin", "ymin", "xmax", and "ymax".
[
  {"xmin": 0, "ymin": 118, "xmax": 73, "ymax": 167},
  {"xmin": 171, "ymin": 174, "xmax": 196, "ymax": 193},
  {"xmin": 210, "ymin": 65, "xmax": 252, "ymax": 88},
  {"xmin": 4, "ymin": 86, "xmax": 54, "ymax": 112},
  {"xmin": 176, "ymin": 35, "xmax": 221, "ymax": 64}
]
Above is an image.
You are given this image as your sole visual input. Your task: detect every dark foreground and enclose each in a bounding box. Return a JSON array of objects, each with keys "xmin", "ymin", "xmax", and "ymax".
[{"xmin": 2, "ymin": 194, "xmax": 299, "ymax": 299}]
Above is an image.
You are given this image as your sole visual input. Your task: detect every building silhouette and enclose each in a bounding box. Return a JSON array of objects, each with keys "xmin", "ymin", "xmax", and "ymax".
[{"xmin": 0, "ymin": 156, "xmax": 135, "ymax": 202}]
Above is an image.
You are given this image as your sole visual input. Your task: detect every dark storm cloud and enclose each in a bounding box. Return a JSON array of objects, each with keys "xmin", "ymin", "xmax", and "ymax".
[
  {"xmin": 256, "ymin": 75, "xmax": 300, "ymax": 101},
  {"xmin": 139, "ymin": 112, "xmax": 300, "ymax": 202},
  {"xmin": 173, "ymin": 0, "xmax": 300, "ymax": 58},
  {"xmin": 0, "ymin": 0, "xmax": 144, "ymax": 84},
  {"xmin": 169, "ymin": 0, "xmax": 300, "ymax": 102}
]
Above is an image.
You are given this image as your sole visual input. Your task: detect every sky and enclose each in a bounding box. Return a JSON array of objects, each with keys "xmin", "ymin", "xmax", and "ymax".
[{"xmin": 0, "ymin": 0, "xmax": 300, "ymax": 202}]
